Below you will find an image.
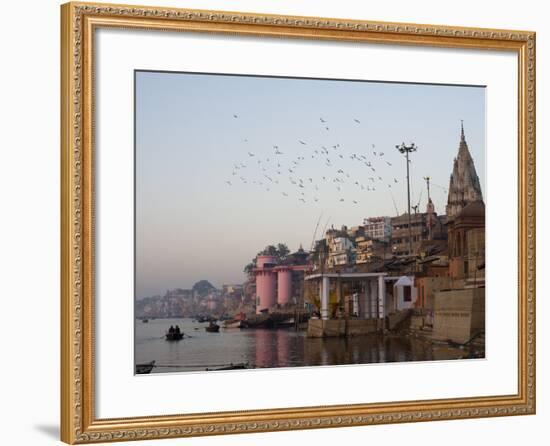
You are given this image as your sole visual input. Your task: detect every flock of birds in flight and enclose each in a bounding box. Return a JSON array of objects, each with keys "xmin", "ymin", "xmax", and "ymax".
[{"xmin": 223, "ymin": 114, "xmax": 407, "ymax": 207}]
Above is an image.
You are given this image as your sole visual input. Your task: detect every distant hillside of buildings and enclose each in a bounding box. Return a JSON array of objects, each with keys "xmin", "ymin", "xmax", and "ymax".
[{"xmin": 135, "ymin": 280, "xmax": 248, "ymax": 319}]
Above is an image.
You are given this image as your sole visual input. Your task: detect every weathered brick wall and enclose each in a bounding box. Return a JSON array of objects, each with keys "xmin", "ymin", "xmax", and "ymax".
[{"xmin": 432, "ymin": 288, "xmax": 485, "ymax": 343}]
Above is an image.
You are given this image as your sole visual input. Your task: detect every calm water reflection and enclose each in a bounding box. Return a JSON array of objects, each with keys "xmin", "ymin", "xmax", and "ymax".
[{"xmin": 135, "ymin": 318, "xmax": 469, "ymax": 374}]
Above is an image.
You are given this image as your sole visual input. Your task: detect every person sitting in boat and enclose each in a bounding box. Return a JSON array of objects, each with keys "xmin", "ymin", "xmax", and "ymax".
[
  {"xmin": 168, "ymin": 325, "xmax": 175, "ymax": 334},
  {"xmin": 174, "ymin": 325, "xmax": 181, "ymax": 335}
]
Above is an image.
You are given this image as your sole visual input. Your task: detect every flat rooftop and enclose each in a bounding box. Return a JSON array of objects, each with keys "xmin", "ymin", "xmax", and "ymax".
[{"xmin": 305, "ymin": 272, "xmax": 387, "ymax": 280}]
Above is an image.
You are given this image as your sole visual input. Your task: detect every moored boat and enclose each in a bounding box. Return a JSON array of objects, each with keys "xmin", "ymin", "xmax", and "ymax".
[
  {"xmin": 205, "ymin": 321, "xmax": 220, "ymax": 332},
  {"xmin": 205, "ymin": 362, "xmax": 248, "ymax": 371},
  {"xmin": 223, "ymin": 320, "xmax": 247, "ymax": 329},
  {"xmin": 136, "ymin": 360, "xmax": 156, "ymax": 374}
]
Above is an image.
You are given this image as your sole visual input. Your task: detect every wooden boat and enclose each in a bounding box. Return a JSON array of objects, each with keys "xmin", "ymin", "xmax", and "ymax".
[
  {"xmin": 223, "ymin": 320, "xmax": 247, "ymax": 329},
  {"xmin": 142, "ymin": 318, "xmax": 149, "ymax": 323},
  {"xmin": 205, "ymin": 322, "xmax": 220, "ymax": 332},
  {"xmin": 165, "ymin": 332, "xmax": 184, "ymax": 341},
  {"xmin": 206, "ymin": 362, "xmax": 247, "ymax": 371},
  {"xmin": 275, "ymin": 318, "xmax": 295, "ymax": 328},
  {"xmin": 135, "ymin": 360, "xmax": 155, "ymax": 374}
]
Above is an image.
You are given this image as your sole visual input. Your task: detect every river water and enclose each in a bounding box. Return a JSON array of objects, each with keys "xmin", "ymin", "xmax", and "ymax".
[{"xmin": 135, "ymin": 317, "xmax": 473, "ymax": 374}]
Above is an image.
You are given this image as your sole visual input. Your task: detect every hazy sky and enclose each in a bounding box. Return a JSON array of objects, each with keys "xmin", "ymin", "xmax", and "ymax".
[{"xmin": 135, "ymin": 71, "xmax": 485, "ymax": 298}]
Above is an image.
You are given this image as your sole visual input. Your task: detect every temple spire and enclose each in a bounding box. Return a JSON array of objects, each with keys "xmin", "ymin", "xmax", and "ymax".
[{"xmin": 446, "ymin": 120, "xmax": 483, "ymax": 220}]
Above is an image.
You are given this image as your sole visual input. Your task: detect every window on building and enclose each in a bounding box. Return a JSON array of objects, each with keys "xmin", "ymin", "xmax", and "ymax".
[{"xmin": 403, "ymin": 286, "xmax": 412, "ymax": 302}]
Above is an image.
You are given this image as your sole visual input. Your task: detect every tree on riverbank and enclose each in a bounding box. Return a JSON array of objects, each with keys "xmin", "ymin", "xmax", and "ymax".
[{"xmin": 243, "ymin": 243, "xmax": 290, "ymax": 275}]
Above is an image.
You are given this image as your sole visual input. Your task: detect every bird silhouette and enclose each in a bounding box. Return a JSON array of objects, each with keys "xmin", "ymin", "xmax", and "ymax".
[{"xmin": 354, "ymin": 119, "xmax": 360, "ymax": 124}]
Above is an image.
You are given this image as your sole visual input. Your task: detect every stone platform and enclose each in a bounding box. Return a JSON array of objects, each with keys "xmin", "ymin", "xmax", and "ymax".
[
  {"xmin": 307, "ymin": 318, "xmax": 381, "ymax": 338},
  {"xmin": 432, "ymin": 288, "xmax": 485, "ymax": 344}
]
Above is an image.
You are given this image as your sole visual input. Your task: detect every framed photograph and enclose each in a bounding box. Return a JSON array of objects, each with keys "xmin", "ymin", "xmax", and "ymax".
[{"xmin": 60, "ymin": 2, "xmax": 536, "ymax": 443}]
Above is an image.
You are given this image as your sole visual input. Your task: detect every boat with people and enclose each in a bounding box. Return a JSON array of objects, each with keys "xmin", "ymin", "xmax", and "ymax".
[
  {"xmin": 165, "ymin": 324, "xmax": 184, "ymax": 340},
  {"xmin": 165, "ymin": 332, "xmax": 184, "ymax": 340}
]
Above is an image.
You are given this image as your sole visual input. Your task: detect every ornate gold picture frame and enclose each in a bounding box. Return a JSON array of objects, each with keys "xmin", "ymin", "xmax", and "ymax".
[{"xmin": 61, "ymin": 2, "xmax": 535, "ymax": 443}]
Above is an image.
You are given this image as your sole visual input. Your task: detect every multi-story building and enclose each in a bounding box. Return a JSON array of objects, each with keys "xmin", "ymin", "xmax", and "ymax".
[
  {"xmin": 390, "ymin": 212, "xmax": 430, "ymax": 257},
  {"xmin": 321, "ymin": 227, "xmax": 355, "ymax": 268},
  {"xmin": 355, "ymin": 236, "xmax": 373, "ymax": 264},
  {"xmin": 346, "ymin": 225, "xmax": 365, "ymax": 239},
  {"xmin": 390, "ymin": 204, "xmax": 446, "ymax": 257},
  {"xmin": 327, "ymin": 236, "xmax": 355, "ymax": 267},
  {"xmin": 363, "ymin": 216, "xmax": 392, "ymax": 241}
]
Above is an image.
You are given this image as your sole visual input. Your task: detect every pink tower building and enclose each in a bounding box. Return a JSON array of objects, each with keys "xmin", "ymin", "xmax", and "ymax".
[
  {"xmin": 276, "ymin": 267, "xmax": 293, "ymax": 305},
  {"xmin": 254, "ymin": 255, "xmax": 277, "ymax": 314},
  {"xmin": 253, "ymin": 253, "xmax": 311, "ymax": 314}
]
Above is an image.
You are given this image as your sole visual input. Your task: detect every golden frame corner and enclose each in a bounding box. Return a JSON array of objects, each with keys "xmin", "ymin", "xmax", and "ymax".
[{"xmin": 61, "ymin": 2, "xmax": 536, "ymax": 443}]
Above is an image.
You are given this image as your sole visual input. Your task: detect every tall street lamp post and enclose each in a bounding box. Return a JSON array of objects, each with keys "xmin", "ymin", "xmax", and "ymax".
[{"xmin": 396, "ymin": 142, "xmax": 418, "ymax": 258}]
